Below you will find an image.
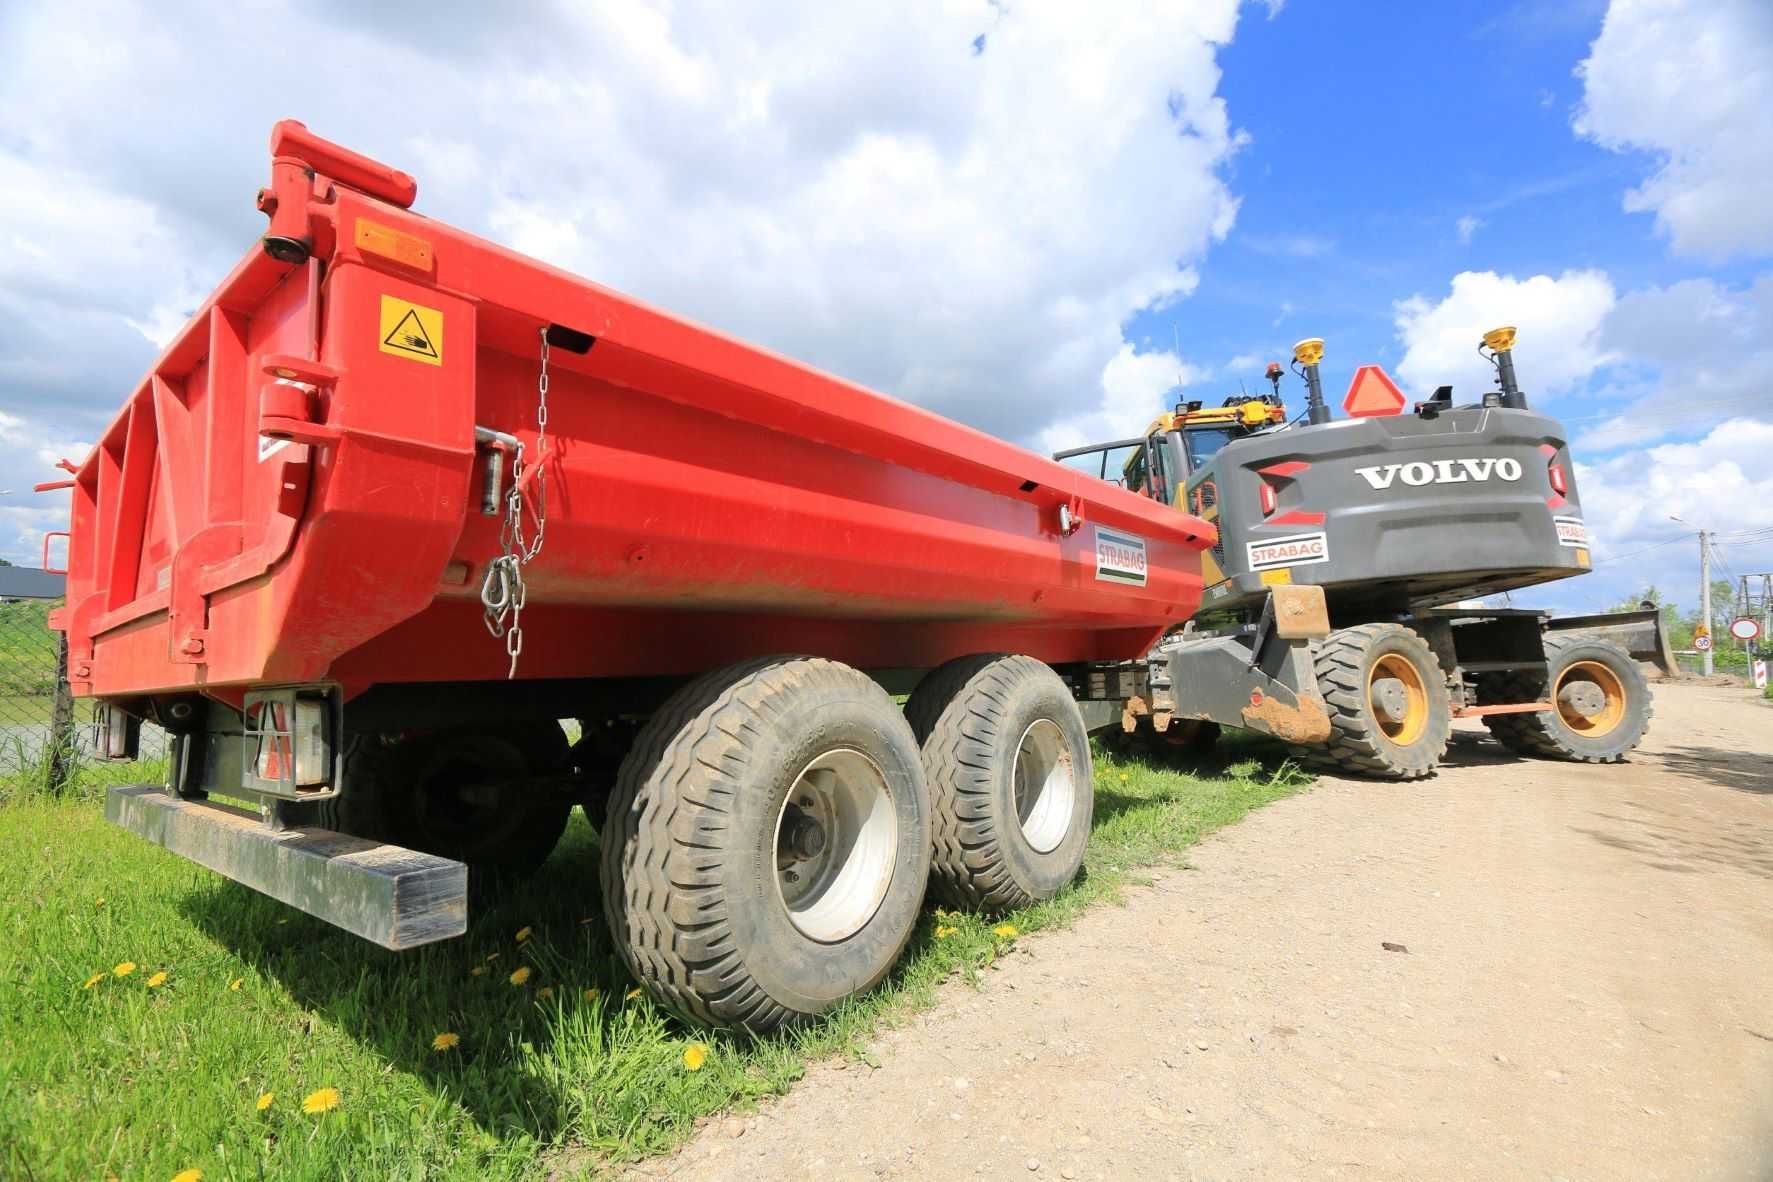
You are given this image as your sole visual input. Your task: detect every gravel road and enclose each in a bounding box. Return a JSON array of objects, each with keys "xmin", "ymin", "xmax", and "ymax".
[{"xmin": 643, "ymin": 681, "xmax": 1773, "ymax": 1181}]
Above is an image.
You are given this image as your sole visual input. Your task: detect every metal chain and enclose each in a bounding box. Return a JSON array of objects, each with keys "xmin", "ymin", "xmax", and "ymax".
[{"xmin": 480, "ymin": 328, "xmax": 552, "ymax": 678}]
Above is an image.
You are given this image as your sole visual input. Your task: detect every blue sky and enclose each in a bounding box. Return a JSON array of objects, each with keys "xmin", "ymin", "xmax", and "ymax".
[
  {"xmin": 1126, "ymin": 0, "xmax": 1773, "ymax": 617},
  {"xmin": 1, "ymin": 0, "xmax": 1769, "ymax": 621}
]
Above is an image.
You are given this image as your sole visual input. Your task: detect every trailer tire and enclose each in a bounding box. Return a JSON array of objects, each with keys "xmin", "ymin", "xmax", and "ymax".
[
  {"xmin": 324, "ymin": 722, "xmax": 573, "ymax": 887},
  {"xmin": 1286, "ymin": 623, "xmax": 1450, "ymax": 780},
  {"xmin": 905, "ymin": 655, "xmax": 1093, "ymax": 911},
  {"xmin": 1480, "ymin": 635, "xmax": 1651, "ymax": 763},
  {"xmin": 601, "ymin": 656, "xmax": 930, "ymax": 1033}
]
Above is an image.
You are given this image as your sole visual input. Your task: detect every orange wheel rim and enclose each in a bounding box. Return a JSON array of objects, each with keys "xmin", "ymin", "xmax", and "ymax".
[
  {"xmin": 1368, "ymin": 652, "xmax": 1429, "ymax": 747},
  {"xmin": 1555, "ymin": 660, "xmax": 1627, "ymax": 737}
]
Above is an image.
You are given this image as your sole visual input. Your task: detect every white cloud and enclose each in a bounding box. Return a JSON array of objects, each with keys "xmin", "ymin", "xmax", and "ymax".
[
  {"xmin": 1393, "ymin": 270, "xmax": 1617, "ymax": 399},
  {"xmin": 1568, "ymin": 274, "xmax": 1773, "ymax": 452},
  {"xmin": 1455, "ymin": 215, "xmax": 1483, "ymax": 245},
  {"xmin": 0, "ymin": 0, "xmax": 1248, "ymax": 453},
  {"xmin": 1037, "ymin": 345, "xmax": 1197, "ymax": 455},
  {"xmin": 1579, "ymin": 418, "xmax": 1773, "ymax": 555},
  {"xmin": 1575, "ymin": 0, "xmax": 1773, "ymax": 259},
  {"xmin": 0, "ymin": 410, "xmax": 91, "ymax": 565}
]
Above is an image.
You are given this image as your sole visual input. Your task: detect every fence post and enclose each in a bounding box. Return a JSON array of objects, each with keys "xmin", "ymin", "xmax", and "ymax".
[{"xmin": 48, "ymin": 631, "xmax": 75, "ymax": 793}]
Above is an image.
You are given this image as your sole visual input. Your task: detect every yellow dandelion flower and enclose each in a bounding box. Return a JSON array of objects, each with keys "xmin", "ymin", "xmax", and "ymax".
[
  {"xmin": 1119, "ymin": 773, "xmax": 1128, "ymax": 783},
  {"xmin": 515, "ymin": 926, "xmax": 533, "ymax": 943},
  {"xmin": 508, "ymin": 965, "xmax": 532, "ymax": 987},
  {"xmin": 582, "ymin": 987, "xmax": 600, "ymax": 1002},
  {"xmin": 171, "ymin": 1169, "xmax": 202, "ymax": 1182},
  {"xmin": 301, "ymin": 1087, "xmax": 341, "ymax": 1115},
  {"xmin": 146, "ymin": 971, "xmax": 169, "ymax": 988},
  {"xmin": 228, "ymin": 978, "xmax": 243, "ymax": 991},
  {"xmin": 82, "ymin": 972, "xmax": 105, "ymax": 990},
  {"xmin": 113, "ymin": 961, "xmax": 136, "ymax": 978},
  {"xmin": 992, "ymin": 923, "xmax": 1019, "ymax": 939},
  {"xmin": 536, "ymin": 986, "xmax": 555, "ymax": 1002},
  {"xmin": 470, "ymin": 966, "xmax": 486, "ymax": 977},
  {"xmin": 934, "ymin": 924, "xmax": 958, "ymax": 939},
  {"xmin": 95, "ymin": 897, "xmax": 106, "ymax": 907},
  {"xmin": 255, "ymin": 1092, "xmax": 274, "ymax": 1112},
  {"xmin": 625, "ymin": 987, "xmax": 642, "ymax": 1000},
  {"xmin": 682, "ymin": 1042, "xmax": 709, "ymax": 1071},
  {"xmin": 432, "ymin": 1032, "xmax": 460, "ymax": 1052}
]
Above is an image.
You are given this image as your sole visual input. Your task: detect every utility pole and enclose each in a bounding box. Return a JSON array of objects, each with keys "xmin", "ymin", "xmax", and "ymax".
[{"xmin": 1699, "ymin": 529, "xmax": 1713, "ymax": 676}]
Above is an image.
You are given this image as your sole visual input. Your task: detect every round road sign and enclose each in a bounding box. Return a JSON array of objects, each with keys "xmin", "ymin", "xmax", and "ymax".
[
  {"xmin": 1729, "ymin": 616, "xmax": 1761, "ymax": 641},
  {"xmin": 1694, "ymin": 634, "xmax": 1713, "ymax": 652}
]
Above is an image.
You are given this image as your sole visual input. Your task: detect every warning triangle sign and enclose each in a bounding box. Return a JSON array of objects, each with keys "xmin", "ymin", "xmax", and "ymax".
[
  {"xmin": 382, "ymin": 308, "xmax": 438, "ymax": 359},
  {"xmin": 1342, "ymin": 364, "xmax": 1406, "ymax": 418}
]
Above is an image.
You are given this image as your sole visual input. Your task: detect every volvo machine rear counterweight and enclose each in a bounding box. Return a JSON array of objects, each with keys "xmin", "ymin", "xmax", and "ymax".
[{"xmin": 1057, "ymin": 330, "xmax": 1661, "ymax": 779}]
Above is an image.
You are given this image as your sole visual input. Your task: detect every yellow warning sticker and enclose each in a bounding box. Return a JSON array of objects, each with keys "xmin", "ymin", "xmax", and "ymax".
[
  {"xmin": 378, "ymin": 295, "xmax": 443, "ymax": 366},
  {"xmin": 1574, "ymin": 547, "xmax": 1591, "ymax": 568},
  {"xmin": 1260, "ymin": 567, "xmax": 1293, "ymax": 586}
]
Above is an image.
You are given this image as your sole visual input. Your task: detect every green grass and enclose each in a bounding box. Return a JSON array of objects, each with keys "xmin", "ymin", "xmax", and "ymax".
[{"xmin": 0, "ymin": 737, "xmax": 1308, "ymax": 1181}]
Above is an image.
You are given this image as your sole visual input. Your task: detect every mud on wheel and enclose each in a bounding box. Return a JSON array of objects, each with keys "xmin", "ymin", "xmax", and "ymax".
[
  {"xmin": 600, "ymin": 656, "xmax": 931, "ymax": 1033},
  {"xmin": 1287, "ymin": 623, "xmax": 1451, "ymax": 780},
  {"xmin": 1481, "ymin": 635, "xmax": 1651, "ymax": 763},
  {"xmin": 904, "ymin": 654, "xmax": 1094, "ymax": 911}
]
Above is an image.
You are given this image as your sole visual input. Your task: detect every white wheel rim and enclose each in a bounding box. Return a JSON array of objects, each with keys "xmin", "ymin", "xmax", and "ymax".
[
  {"xmin": 774, "ymin": 748, "xmax": 898, "ymax": 944},
  {"xmin": 1014, "ymin": 718, "xmax": 1075, "ymax": 854}
]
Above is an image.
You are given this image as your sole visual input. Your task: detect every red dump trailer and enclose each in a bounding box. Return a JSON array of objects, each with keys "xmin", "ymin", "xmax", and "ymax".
[{"xmin": 53, "ymin": 122, "xmax": 1213, "ymax": 1031}]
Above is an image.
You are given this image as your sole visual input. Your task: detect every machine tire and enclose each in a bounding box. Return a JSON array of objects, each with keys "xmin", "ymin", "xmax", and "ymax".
[
  {"xmin": 601, "ymin": 656, "xmax": 930, "ymax": 1033},
  {"xmin": 904, "ymin": 654, "xmax": 1094, "ymax": 911},
  {"xmin": 1481, "ymin": 635, "xmax": 1651, "ymax": 763},
  {"xmin": 1286, "ymin": 623, "xmax": 1451, "ymax": 780},
  {"xmin": 323, "ymin": 721, "xmax": 573, "ymax": 885}
]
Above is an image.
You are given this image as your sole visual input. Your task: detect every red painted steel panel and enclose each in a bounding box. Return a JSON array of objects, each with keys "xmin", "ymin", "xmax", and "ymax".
[{"xmin": 54, "ymin": 124, "xmax": 1212, "ymax": 701}]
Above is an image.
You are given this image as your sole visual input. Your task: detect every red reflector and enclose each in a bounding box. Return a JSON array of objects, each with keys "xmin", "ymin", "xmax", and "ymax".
[
  {"xmin": 1259, "ymin": 482, "xmax": 1277, "ymax": 516},
  {"xmin": 1549, "ymin": 462, "xmax": 1567, "ymax": 495},
  {"xmin": 1342, "ymin": 365, "xmax": 1407, "ymax": 418}
]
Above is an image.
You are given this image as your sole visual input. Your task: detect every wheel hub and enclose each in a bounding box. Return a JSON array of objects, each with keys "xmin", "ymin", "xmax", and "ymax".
[
  {"xmin": 1370, "ymin": 677, "xmax": 1411, "ymax": 724},
  {"xmin": 1366, "ymin": 652, "xmax": 1429, "ymax": 747},
  {"xmin": 1013, "ymin": 718, "xmax": 1076, "ymax": 854},
  {"xmin": 774, "ymin": 749, "xmax": 898, "ymax": 944},
  {"xmin": 1557, "ymin": 680, "xmax": 1607, "ymax": 718},
  {"xmin": 1554, "ymin": 660, "xmax": 1628, "ymax": 736}
]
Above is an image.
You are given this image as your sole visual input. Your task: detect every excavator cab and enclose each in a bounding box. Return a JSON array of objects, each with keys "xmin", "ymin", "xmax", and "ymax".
[{"xmin": 1053, "ymin": 386, "xmax": 1287, "ymax": 507}]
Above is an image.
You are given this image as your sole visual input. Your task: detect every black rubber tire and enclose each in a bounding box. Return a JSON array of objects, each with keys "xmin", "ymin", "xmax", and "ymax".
[
  {"xmin": 1284, "ymin": 623, "xmax": 1451, "ymax": 780},
  {"xmin": 904, "ymin": 654, "xmax": 1093, "ymax": 911},
  {"xmin": 600, "ymin": 656, "xmax": 931, "ymax": 1033},
  {"xmin": 322, "ymin": 721, "xmax": 573, "ymax": 882},
  {"xmin": 1480, "ymin": 635, "xmax": 1652, "ymax": 763}
]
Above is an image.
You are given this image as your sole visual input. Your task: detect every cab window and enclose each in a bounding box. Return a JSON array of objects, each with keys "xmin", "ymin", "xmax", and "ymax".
[
  {"xmin": 1183, "ymin": 426, "xmax": 1238, "ymax": 469},
  {"xmin": 1144, "ymin": 433, "xmax": 1171, "ymax": 503}
]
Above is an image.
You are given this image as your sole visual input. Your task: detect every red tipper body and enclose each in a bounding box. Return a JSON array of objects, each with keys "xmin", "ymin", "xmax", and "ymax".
[{"xmin": 53, "ymin": 122, "xmax": 1214, "ymax": 704}]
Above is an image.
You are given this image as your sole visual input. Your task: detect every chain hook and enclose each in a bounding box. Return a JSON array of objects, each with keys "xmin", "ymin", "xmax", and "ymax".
[{"xmin": 479, "ymin": 327, "xmax": 552, "ymax": 678}]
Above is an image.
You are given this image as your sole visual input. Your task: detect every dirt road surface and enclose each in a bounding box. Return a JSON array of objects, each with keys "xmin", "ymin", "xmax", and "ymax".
[{"xmin": 641, "ymin": 682, "xmax": 1773, "ymax": 1181}]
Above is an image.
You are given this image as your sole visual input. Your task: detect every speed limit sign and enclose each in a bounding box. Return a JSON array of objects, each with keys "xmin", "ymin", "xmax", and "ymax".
[
  {"xmin": 1730, "ymin": 617, "xmax": 1762, "ymax": 642},
  {"xmin": 1694, "ymin": 633, "xmax": 1713, "ymax": 652}
]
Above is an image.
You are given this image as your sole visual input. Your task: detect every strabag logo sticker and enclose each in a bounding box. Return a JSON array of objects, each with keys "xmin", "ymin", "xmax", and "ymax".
[
  {"xmin": 1354, "ymin": 457, "xmax": 1522, "ymax": 490},
  {"xmin": 1553, "ymin": 516, "xmax": 1591, "ymax": 548},
  {"xmin": 1248, "ymin": 531, "xmax": 1329, "ymax": 571},
  {"xmin": 378, "ymin": 294, "xmax": 444, "ymax": 365},
  {"xmin": 1093, "ymin": 526, "xmax": 1148, "ymax": 586}
]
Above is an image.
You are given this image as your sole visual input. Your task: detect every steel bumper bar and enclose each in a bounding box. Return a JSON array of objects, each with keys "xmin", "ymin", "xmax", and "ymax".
[{"xmin": 106, "ymin": 784, "xmax": 466, "ymax": 950}]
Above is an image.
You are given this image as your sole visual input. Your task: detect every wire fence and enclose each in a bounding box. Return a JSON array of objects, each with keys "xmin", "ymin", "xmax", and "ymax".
[{"xmin": 0, "ymin": 593, "xmax": 168, "ymax": 798}]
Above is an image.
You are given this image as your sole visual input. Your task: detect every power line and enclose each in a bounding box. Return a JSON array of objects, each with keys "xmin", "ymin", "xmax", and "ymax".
[{"xmin": 1590, "ymin": 536, "xmax": 1686, "ymax": 567}]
